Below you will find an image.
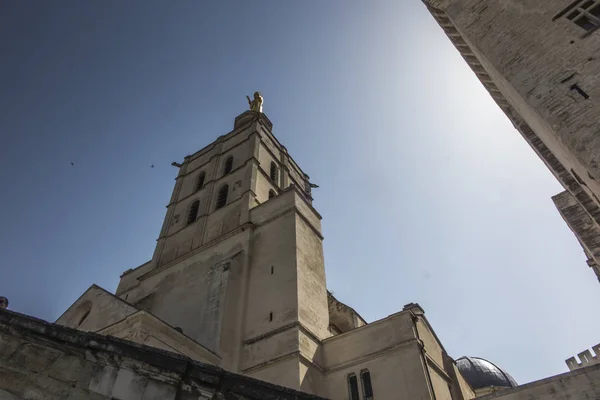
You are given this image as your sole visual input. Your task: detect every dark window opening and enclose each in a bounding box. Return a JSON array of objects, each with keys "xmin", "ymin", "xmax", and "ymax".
[
  {"xmin": 196, "ymin": 172, "xmax": 206, "ymax": 191},
  {"xmin": 224, "ymin": 156, "xmax": 233, "ymax": 174},
  {"xmin": 361, "ymin": 369, "xmax": 374, "ymax": 400},
  {"xmin": 187, "ymin": 200, "xmax": 200, "ymax": 224},
  {"xmin": 269, "ymin": 190, "xmax": 276, "ymax": 199},
  {"xmin": 216, "ymin": 185, "xmax": 229, "ymax": 209},
  {"xmin": 558, "ymin": 0, "xmax": 600, "ymax": 32},
  {"xmin": 271, "ymin": 266, "xmax": 274, "ymax": 275},
  {"xmin": 570, "ymin": 83, "xmax": 590, "ymax": 99},
  {"xmin": 270, "ymin": 162, "xmax": 278, "ymax": 182},
  {"xmin": 269, "ymin": 312, "xmax": 273, "ymax": 322},
  {"xmin": 77, "ymin": 309, "xmax": 91, "ymax": 327},
  {"xmin": 347, "ymin": 374, "xmax": 360, "ymax": 400}
]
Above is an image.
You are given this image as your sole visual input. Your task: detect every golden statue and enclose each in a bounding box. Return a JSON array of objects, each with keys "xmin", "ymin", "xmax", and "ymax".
[{"xmin": 246, "ymin": 92, "xmax": 264, "ymax": 113}]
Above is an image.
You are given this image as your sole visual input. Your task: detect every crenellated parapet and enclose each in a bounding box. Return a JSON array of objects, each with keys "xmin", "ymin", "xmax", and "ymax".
[{"xmin": 566, "ymin": 344, "xmax": 600, "ymax": 371}]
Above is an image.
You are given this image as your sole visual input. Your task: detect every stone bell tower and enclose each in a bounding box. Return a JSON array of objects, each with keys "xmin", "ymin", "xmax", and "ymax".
[{"xmin": 113, "ymin": 109, "xmax": 330, "ymax": 393}]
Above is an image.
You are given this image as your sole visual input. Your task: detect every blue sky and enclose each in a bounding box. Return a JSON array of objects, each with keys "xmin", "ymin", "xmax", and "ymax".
[{"xmin": 1, "ymin": 0, "xmax": 599, "ymax": 385}]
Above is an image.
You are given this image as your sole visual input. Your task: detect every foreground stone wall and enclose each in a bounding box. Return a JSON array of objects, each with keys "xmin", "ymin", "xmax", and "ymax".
[{"xmin": 0, "ymin": 308, "xmax": 325, "ymax": 400}]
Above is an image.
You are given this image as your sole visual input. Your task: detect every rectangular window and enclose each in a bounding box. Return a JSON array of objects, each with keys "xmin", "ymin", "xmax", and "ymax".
[
  {"xmin": 347, "ymin": 374, "xmax": 360, "ymax": 400},
  {"xmin": 557, "ymin": 0, "xmax": 600, "ymax": 32}
]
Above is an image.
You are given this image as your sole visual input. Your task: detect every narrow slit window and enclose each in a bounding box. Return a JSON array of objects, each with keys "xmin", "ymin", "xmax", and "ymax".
[
  {"xmin": 224, "ymin": 156, "xmax": 233, "ymax": 174},
  {"xmin": 269, "ymin": 312, "xmax": 273, "ymax": 322},
  {"xmin": 270, "ymin": 161, "xmax": 278, "ymax": 182},
  {"xmin": 361, "ymin": 369, "xmax": 374, "ymax": 400},
  {"xmin": 269, "ymin": 189, "xmax": 276, "ymax": 199},
  {"xmin": 187, "ymin": 200, "xmax": 200, "ymax": 224},
  {"xmin": 347, "ymin": 374, "xmax": 360, "ymax": 400},
  {"xmin": 216, "ymin": 185, "xmax": 229, "ymax": 209},
  {"xmin": 195, "ymin": 172, "xmax": 206, "ymax": 191},
  {"xmin": 271, "ymin": 266, "xmax": 274, "ymax": 274},
  {"xmin": 77, "ymin": 309, "xmax": 91, "ymax": 327}
]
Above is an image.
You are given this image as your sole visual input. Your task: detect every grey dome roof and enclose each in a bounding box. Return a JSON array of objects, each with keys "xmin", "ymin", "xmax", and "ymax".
[{"xmin": 456, "ymin": 356, "xmax": 517, "ymax": 390}]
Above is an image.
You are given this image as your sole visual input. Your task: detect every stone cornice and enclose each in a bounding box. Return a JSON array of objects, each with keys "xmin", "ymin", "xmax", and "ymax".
[
  {"xmin": 322, "ymin": 309, "xmax": 408, "ymax": 344},
  {"xmin": 243, "ymin": 321, "xmax": 323, "ymax": 347},
  {"xmin": 139, "ymin": 234, "xmax": 249, "ymax": 282},
  {"xmin": 324, "ymin": 338, "xmax": 421, "ymax": 374}
]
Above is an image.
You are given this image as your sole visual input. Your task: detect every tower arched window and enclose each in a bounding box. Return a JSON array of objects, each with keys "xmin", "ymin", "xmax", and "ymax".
[
  {"xmin": 216, "ymin": 185, "xmax": 229, "ymax": 209},
  {"xmin": 269, "ymin": 190, "xmax": 276, "ymax": 199},
  {"xmin": 224, "ymin": 156, "xmax": 233, "ymax": 175},
  {"xmin": 187, "ymin": 200, "xmax": 200, "ymax": 224},
  {"xmin": 270, "ymin": 161, "xmax": 278, "ymax": 182},
  {"xmin": 347, "ymin": 373, "xmax": 359, "ymax": 400},
  {"xmin": 361, "ymin": 369, "xmax": 374, "ymax": 400},
  {"xmin": 195, "ymin": 172, "xmax": 206, "ymax": 191}
]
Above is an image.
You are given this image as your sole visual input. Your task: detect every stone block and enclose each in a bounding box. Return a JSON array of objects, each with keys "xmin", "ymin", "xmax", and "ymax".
[
  {"xmin": 89, "ymin": 364, "xmax": 118, "ymax": 396},
  {"xmin": 48, "ymin": 354, "xmax": 94, "ymax": 388},
  {"xmin": 22, "ymin": 373, "xmax": 72, "ymax": 400},
  {"xmin": 8, "ymin": 343, "xmax": 62, "ymax": 373},
  {"xmin": 0, "ymin": 388, "xmax": 21, "ymax": 400},
  {"xmin": 111, "ymin": 368, "xmax": 147, "ymax": 400},
  {"xmin": 67, "ymin": 388, "xmax": 112, "ymax": 400},
  {"xmin": 0, "ymin": 333, "xmax": 21, "ymax": 361},
  {"xmin": 142, "ymin": 379, "xmax": 178, "ymax": 400},
  {"xmin": 0, "ymin": 366, "xmax": 29, "ymax": 396}
]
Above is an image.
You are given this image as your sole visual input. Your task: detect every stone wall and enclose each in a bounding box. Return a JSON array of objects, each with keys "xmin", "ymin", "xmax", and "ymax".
[
  {"xmin": 421, "ymin": 0, "xmax": 600, "ymax": 284},
  {"xmin": 115, "ymin": 234, "xmax": 251, "ymax": 368},
  {"xmin": 477, "ymin": 362, "xmax": 600, "ymax": 400},
  {"xmin": 0, "ymin": 308, "xmax": 326, "ymax": 400},
  {"xmin": 424, "ymin": 0, "xmax": 600, "ymax": 195}
]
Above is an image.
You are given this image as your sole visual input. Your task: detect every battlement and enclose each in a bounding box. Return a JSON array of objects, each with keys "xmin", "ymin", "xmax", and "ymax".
[{"xmin": 566, "ymin": 343, "xmax": 600, "ymax": 371}]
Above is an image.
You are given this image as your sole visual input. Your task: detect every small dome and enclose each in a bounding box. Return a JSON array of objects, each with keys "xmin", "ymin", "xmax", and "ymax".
[{"xmin": 456, "ymin": 356, "xmax": 517, "ymax": 390}]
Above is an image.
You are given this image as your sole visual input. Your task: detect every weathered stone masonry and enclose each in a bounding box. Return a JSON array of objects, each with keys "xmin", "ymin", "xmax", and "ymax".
[
  {"xmin": 0, "ymin": 308, "xmax": 326, "ymax": 400},
  {"xmin": 422, "ymin": 0, "xmax": 600, "ymax": 282}
]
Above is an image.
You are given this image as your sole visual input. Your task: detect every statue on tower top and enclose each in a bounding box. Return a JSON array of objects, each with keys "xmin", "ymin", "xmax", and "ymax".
[{"xmin": 246, "ymin": 92, "xmax": 264, "ymax": 113}]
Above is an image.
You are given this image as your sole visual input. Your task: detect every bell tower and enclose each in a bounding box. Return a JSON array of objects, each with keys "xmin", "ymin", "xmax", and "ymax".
[{"xmin": 115, "ymin": 108, "xmax": 330, "ymax": 395}]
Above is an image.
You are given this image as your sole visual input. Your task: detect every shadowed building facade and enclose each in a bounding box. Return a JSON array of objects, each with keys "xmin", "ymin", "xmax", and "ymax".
[{"xmin": 421, "ymin": 0, "xmax": 600, "ymax": 283}]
